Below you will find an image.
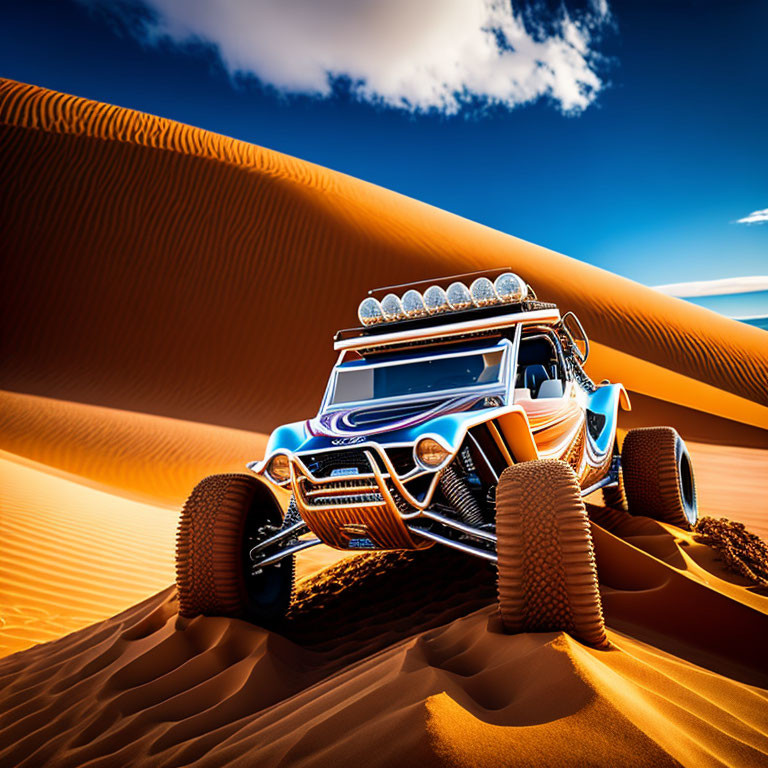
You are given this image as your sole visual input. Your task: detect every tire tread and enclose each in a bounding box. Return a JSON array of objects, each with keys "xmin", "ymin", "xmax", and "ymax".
[{"xmin": 496, "ymin": 460, "xmax": 608, "ymax": 649}]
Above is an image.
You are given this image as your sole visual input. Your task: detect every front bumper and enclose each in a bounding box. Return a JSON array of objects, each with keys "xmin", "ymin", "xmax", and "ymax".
[
  {"xmin": 290, "ymin": 447, "xmax": 433, "ymax": 550},
  {"xmin": 254, "ymin": 445, "xmax": 441, "ymax": 551}
]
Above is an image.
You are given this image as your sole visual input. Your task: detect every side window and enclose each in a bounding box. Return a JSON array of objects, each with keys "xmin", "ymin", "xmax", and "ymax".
[{"xmin": 516, "ymin": 332, "xmax": 566, "ymax": 399}]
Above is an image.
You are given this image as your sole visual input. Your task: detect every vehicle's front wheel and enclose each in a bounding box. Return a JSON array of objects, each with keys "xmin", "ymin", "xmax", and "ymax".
[
  {"xmin": 495, "ymin": 460, "xmax": 608, "ymax": 648},
  {"xmin": 621, "ymin": 427, "xmax": 698, "ymax": 529},
  {"xmin": 176, "ymin": 473, "xmax": 294, "ymax": 623}
]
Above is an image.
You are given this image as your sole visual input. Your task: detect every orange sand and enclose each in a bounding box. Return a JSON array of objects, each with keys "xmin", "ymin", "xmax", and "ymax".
[
  {"xmin": 0, "ymin": 445, "xmax": 349, "ymax": 658},
  {"xmin": 687, "ymin": 441, "xmax": 768, "ymax": 541},
  {"xmin": 1, "ymin": 537, "xmax": 767, "ymax": 767},
  {"xmin": 0, "ymin": 390, "xmax": 268, "ymax": 507},
  {"xmin": 1, "ymin": 79, "xmax": 768, "ymax": 766}
]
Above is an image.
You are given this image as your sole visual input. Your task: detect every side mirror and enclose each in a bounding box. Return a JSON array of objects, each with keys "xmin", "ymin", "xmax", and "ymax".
[{"xmin": 560, "ymin": 312, "xmax": 590, "ymax": 364}]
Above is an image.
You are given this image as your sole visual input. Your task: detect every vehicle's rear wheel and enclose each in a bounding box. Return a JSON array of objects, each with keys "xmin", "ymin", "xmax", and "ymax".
[
  {"xmin": 176, "ymin": 473, "xmax": 294, "ymax": 623},
  {"xmin": 496, "ymin": 460, "xmax": 608, "ymax": 648},
  {"xmin": 621, "ymin": 427, "xmax": 698, "ymax": 529}
]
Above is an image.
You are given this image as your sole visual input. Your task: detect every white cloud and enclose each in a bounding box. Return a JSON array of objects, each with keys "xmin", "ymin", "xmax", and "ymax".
[
  {"xmin": 653, "ymin": 276, "xmax": 768, "ymax": 298},
  {"xmin": 736, "ymin": 208, "xmax": 768, "ymax": 225},
  {"xmin": 91, "ymin": 0, "xmax": 610, "ymax": 114}
]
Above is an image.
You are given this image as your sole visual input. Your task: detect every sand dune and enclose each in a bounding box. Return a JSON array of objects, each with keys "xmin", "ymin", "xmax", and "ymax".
[
  {"xmin": 1, "ymin": 79, "xmax": 766, "ymax": 448},
  {"xmin": 0, "ymin": 454, "xmax": 177, "ymax": 657},
  {"xmin": 0, "ymin": 452, "xmax": 349, "ymax": 658},
  {"xmin": 0, "ymin": 390, "xmax": 267, "ymax": 507},
  {"xmin": 686, "ymin": 441, "xmax": 768, "ymax": 541},
  {"xmin": 1, "ymin": 530, "xmax": 767, "ymax": 768},
  {"xmin": 0, "ymin": 388, "xmax": 762, "ymax": 661},
  {"xmin": 2, "ymin": 78, "xmax": 768, "ymax": 767}
]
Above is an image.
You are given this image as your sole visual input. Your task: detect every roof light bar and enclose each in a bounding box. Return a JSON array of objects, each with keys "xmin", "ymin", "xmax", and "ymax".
[
  {"xmin": 447, "ymin": 281, "xmax": 472, "ymax": 310},
  {"xmin": 402, "ymin": 289, "xmax": 427, "ymax": 318},
  {"xmin": 423, "ymin": 285, "xmax": 449, "ymax": 315},
  {"xmin": 381, "ymin": 293, "xmax": 405, "ymax": 321},
  {"xmin": 357, "ymin": 272, "xmax": 528, "ymax": 327}
]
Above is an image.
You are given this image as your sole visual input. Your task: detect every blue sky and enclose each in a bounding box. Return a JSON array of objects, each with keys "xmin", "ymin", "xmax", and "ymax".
[{"xmin": 1, "ymin": 0, "xmax": 766, "ymax": 287}]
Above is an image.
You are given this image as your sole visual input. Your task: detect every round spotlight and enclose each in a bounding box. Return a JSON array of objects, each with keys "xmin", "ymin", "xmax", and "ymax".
[
  {"xmin": 266, "ymin": 454, "xmax": 291, "ymax": 483},
  {"xmin": 381, "ymin": 293, "xmax": 405, "ymax": 322},
  {"xmin": 446, "ymin": 281, "xmax": 472, "ymax": 311},
  {"xmin": 470, "ymin": 277, "xmax": 498, "ymax": 307},
  {"xmin": 358, "ymin": 297, "xmax": 384, "ymax": 326},
  {"xmin": 494, "ymin": 272, "xmax": 528, "ymax": 303},
  {"xmin": 415, "ymin": 438, "xmax": 451, "ymax": 469},
  {"xmin": 423, "ymin": 285, "xmax": 449, "ymax": 314},
  {"xmin": 402, "ymin": 289, "xmax": 427, "ymax": 318}
]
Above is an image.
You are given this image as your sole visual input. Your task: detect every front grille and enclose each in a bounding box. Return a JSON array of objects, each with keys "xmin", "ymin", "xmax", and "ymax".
[
  {"xmin": 299, "ymin": 449, "xmax": 384, "ymax": 478},
  {"xmin": 305, "ymin": 478, "xmax": 378, "ymax": 492},
  {"xmin": 309, "ymin": 493, "xmax": 385, "ymax": 506},
  {"xmin": 301, "ymin": 477, "xmax": 384, "ymax": 508}
]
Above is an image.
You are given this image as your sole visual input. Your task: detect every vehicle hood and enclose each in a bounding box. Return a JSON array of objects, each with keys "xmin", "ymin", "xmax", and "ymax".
[{"xmin": 264, "ymin": 400, "xmax": 509, "ymax": 458}]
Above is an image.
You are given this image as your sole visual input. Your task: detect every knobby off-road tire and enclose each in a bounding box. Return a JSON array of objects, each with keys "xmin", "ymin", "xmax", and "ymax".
[
  {"xmin": 496, "ymin": 460, "xmax": 608, "ymax": 649},
  {"xmin": 176, "ymin": 473, "xmax": 294, "ymax": 623},
  {"xmin": 621, "ymin": 427, "xmax": 698, "ymax": 529}
]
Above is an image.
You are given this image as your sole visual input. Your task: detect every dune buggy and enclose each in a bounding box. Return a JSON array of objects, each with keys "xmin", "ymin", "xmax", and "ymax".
[{"xmin": 176, "ymin": 269, "xmax": 697, "ymax": 647}]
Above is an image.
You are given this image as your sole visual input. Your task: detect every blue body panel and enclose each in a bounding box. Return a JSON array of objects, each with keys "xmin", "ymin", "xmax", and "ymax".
[
  {"xmin": 267, "ymin": 407, "xmax": 508, "ymax": 456},
  {"xmin": 267, "ymin": 386, "xmax": 622, "ymax": 460},
  {"xmin": 585, "ymin": 384, "xmax": 623, "ymax": 456}
]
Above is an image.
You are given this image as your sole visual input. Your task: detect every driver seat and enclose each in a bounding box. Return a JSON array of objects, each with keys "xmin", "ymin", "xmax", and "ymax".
[{"xmin": 523, "ymin": 365, "xmax": 550, "ymax": 397}]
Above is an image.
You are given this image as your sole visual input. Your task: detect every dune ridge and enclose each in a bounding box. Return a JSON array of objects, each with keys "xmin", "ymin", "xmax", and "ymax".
[
  {"xmin": 1, "ymin": 78, "xmax": 766, "ymax": 446},
  {"xmin": 0, "ymin": 390, "xmax": 267, "ymax": 506}
]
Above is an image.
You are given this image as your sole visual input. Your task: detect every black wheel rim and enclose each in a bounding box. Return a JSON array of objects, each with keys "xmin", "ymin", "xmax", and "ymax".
[{"xmin": 678, "ymin": 448, "xmax": 697, "ymax": 525}]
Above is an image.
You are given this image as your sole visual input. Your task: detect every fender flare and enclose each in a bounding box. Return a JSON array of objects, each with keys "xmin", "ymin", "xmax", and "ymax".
[{"xmin": 617, "ymin": 384, "xmax": 631, "ymax": 412}]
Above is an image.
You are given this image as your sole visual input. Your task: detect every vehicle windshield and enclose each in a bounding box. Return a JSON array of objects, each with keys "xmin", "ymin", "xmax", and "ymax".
[{"xmin": 327, "ymin": 346, "xmax": 506, "ymax": 408}]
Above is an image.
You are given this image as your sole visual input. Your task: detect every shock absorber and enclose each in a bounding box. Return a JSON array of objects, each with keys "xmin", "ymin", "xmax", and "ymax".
[{"xmin": 439, "ymin": 464, "xmax": 485, "ymax": 528}]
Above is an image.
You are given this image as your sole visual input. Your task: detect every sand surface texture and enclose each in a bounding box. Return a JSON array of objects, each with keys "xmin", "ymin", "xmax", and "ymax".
[{"xmin": 1, "ymin": 80, "xmax": 768, "ymax": 766}]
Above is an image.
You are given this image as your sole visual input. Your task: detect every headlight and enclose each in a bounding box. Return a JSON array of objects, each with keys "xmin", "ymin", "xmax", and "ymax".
[
  {"xmin": 266, "ymin": 454, "xmax": 291, "ymax": 483},
  {"xmin": 446, "ymin": 281, "xmax": 472, "ymax": 310},
  {"xmin": 415, "ymin": 438, "xmax": 450, "ymax": 469},
  {"xmin": 494, "ymin": 272, "xmax": 527, "ymax": 303},
  {"xmin": 423, "ymin": 285, "xmax": 449, "ymax": 314},
  {"xmin": 358, "ymin": 297, "xmax": 384, "ymax": 326},
  {"xmin": 470, "ymin": 277, "xmax": 498, "ymax": 307},
  {"xmin": 402, "ymin": 289, "xmax": 428, "ymax": 318},
  {"xmin": 381, "ymin": 293, "xmax": 405, "ymax": 321}
]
